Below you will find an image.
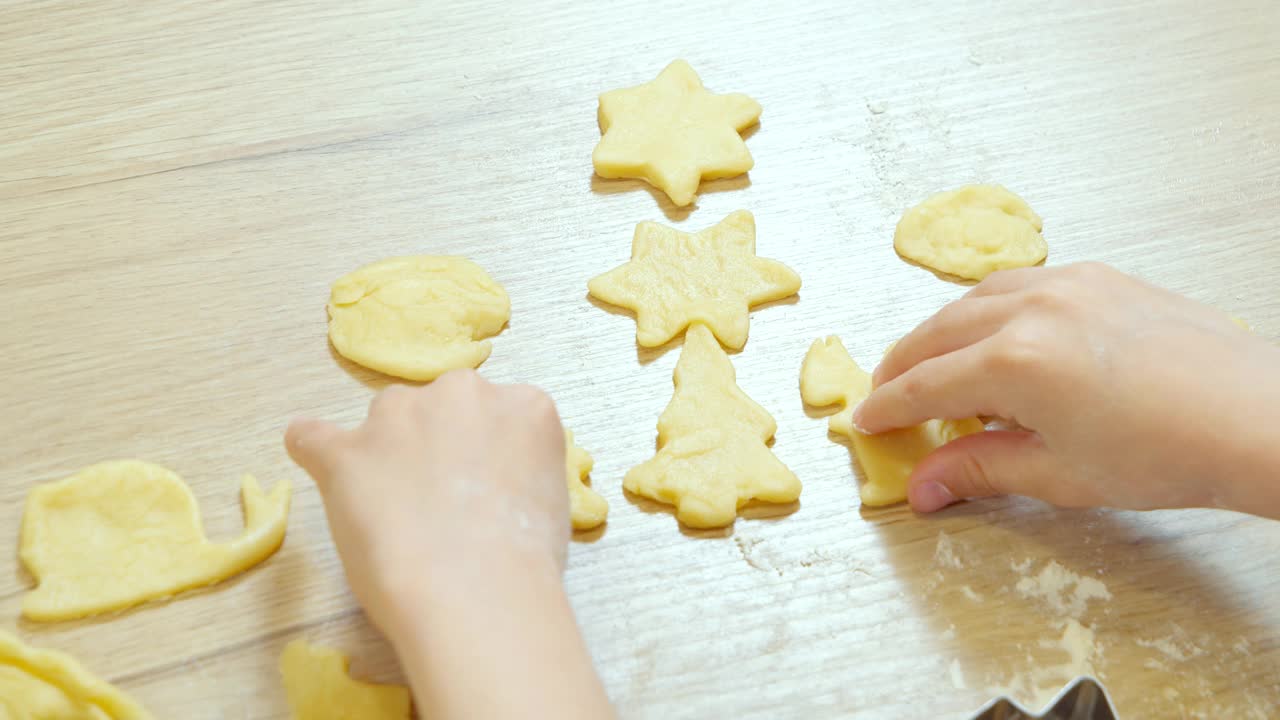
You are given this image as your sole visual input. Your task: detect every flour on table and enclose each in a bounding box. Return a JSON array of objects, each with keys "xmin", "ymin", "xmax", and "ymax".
[
  {"xmin": 988, "ymin": 619, "xmax": 1103, "ymax": 711},
  {"xmin": 1014, "ymin": 560, "xmax": 1111, "ymax": 618},
  {"xmin": 934, "ymin": 531, "xmax": 964, "ymax": 569},
  {"xmin": 1137, "ymin": 624, "xmax": 1206, "ymax": 662},
  {"xmin": 949, "ymin": 659, "xmax": 966, "ymax": 689},
  {"xmin": 960, "ymin": 585, "xmax": 983, "ymax": 602}
]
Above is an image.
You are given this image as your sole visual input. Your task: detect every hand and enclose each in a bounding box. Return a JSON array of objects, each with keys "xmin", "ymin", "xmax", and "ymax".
[
  {"xmin": 285, "ymin": 371, "xmax": 613, "ymax": 720},
  {"xmin": 285, "ymin": 370, "xmax": 570, "ymax": 630},
  {"xmin": 852, "ymin": 262, "xmax": 1280, "ymax": 517}
]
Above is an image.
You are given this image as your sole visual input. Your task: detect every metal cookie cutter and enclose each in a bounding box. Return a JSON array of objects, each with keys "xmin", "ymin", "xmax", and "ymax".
[{"xmin": 969, "ymin": 677, "xmax": 1118, "ymax": 720}]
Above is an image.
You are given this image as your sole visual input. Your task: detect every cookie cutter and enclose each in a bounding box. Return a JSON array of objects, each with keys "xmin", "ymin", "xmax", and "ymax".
[{"xmin": 969, "ymin": 677, "xmax": 1118, "ymax": 720}]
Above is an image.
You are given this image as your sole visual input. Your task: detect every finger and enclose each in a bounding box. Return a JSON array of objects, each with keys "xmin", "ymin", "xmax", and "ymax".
[
  {"xmin": 854, "ymin": 338, "xmax": 1007, "ymax": 433},
  {"xmin": 963, "ymin": 266, "xmax": 1043, "ymax": 299},
  {"xmin": 284, "ymin": 418, "xmax": 349, "ymax": 485},
  {"xmin": 907, "ymin": 430, "xmax": 1061, "ymax": 512},
  {"xmin": 872, "ymin": 294, "xmax": 1019, "ymax": 387}
]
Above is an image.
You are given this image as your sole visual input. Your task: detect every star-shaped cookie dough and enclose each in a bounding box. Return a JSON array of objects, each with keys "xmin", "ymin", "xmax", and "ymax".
[
  {"xmin": 588, "ymin": 210, "xmax": 800, "ymax": 349},
  {"xmin": 800, "ymin": 336, "xmax": 984, "ymax": 507},
  {"xmin": 280, "ymin": 640, "xmax": 410, "ymax": 720},
  {"xmin": 592, "ymin": 59, "xmax": 762, "ymax": 207},
  {"xmin": 565, "ymin": 430, "xmax": 607, "ymax": 531},
  {"xmin": 624, "ymin": 324, "xmax": 801, "ymax": 528}
]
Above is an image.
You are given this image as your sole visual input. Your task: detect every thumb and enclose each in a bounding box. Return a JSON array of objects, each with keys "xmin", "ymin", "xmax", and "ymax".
[
  {"xmin": 907, "ymin": 430, "xmax": 1058, "ymax": 512},
  {"xmin": 284, "ymin": 417, "xmax": 348, "ymax": 487}
]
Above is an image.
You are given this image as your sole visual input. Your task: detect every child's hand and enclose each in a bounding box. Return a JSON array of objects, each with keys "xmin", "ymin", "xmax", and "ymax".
[
  {"xmin": 853, "ymin": 262, "xmax": 1280, "ymax": 517},
  {"xmin": 284, "ymin": 370, "xmax": 569, "ymax": 633}
]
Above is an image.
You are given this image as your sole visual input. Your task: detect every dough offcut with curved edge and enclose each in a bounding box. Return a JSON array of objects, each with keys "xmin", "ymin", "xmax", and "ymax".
[
  {"xmin": 800, "ymin": 336, "xmax": 985, "ymax": 506},
  {"xmin": 894, "ymin": 184, "xmax": 1047, "ymax": 281},
  {"xmin": 592, "ymin": 59, "xmax": 761, "ymax": 207},
  {"xmin": 565, "ymin": 430, "xmax": 608, "ymax": 531},
  {"xmin": 625, "ymin": 324, "xmax": 801, "ymax": 528},
  {"xmin": 0, "ymin": 629, "xmax": 152, "ymax": 719},
  {"xmin": 280, "ymin": 640, "xmax": 411, "ymax": 720},
  {"xmin": 328, "ymin": 255, "xmax": 510, "ymax": 381},
  {"xmin": 588, "ymin": 210, "xmax": 800, "ymax": 350},
  {"xmin": 20, "ymin": 460, "xmax": 291, "ymax": 621}
]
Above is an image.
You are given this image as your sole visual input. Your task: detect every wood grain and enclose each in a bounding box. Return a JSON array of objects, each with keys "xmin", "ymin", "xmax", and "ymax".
[{"xmin": 2, "ymin": 0, "xmax": 1279, "ymax": 717}]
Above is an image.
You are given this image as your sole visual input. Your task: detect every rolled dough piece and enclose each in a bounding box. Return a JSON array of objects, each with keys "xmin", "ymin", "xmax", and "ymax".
[
  {"xmin": 20, "ymin": 460, "xmax": 291, "ymax": 621},
  {"xmin": 624, "ymin": 324, "xmax": 801, "ymax": 528},
  {"xmin": 592, "ymin": 59, "xmax": 761, "ymax": 207},
  {"xmin": 565, "ymin": 430, "xmax": 608, "ymax": 531},
  {"xmin": 328, "ymin": 255, "xmax": 510, "ymax": 381},
  {"xmin": 588, "ymin": 210, "xmax": 800, "ymax": 350},
  {"xmin": 0, "ymin": 628, "xmax": 152, "ymax": 719},
  {"xmin": 280, "ymin": 639, "xmax": 411, "ymax": 720},
  {"xmin": 894, "ymin": 185, "xmax": 1047, "ymax": 280},
  {"xmin": 800, "ymin": 336, "xmax": 984, "ymax": 506}
]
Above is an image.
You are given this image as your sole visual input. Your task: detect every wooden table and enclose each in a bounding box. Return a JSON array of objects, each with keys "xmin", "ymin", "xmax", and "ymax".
[{"xmin": 3, "ymin": 1, "xmax": 1278, "ymax": 717}]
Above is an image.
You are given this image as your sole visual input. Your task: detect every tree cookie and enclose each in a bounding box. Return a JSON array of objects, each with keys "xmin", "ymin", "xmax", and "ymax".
[
  {"xmin": 592, "ymin": 59, "xmax": 761, "ymax": 207},
  {"xmin": 588, "ymin": 210, "xmax": 800, "ymax": 350},
  {"xmin": 800, "ymin": 336, "xmax": 984, "ymax": 507},
  {"xmin": 894, "ymin": 185, "xmax": 1047, "ymax": 281},
  {"xmin": 280, "ymin": 640, "xmax": 411, "ymax": 720},
  {"xmin": 0, "ymin": 629, "xmax": 152, "ymax": 719},
  {"xmin": 625, "ymin": 324, "xmax": 801, "ymax": 528},
  {"xmin": 328, "ymin": 256, "xmax": 510, "ymax": 381},
  {"xmin": 565, "ymin": 430, "xmax": 607, "ymax": 531},
  {"xmin": 20, "ymin": 460, "xmax": 291, "ymax": 621}
]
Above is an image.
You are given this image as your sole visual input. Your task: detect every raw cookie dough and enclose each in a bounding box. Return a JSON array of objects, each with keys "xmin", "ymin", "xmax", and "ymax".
[
  {"xmin": 800, "ymin": 336, "xmax": 984, "ymax": 506},
  {"xmin": 328, "ymin": 255, "xmax": 510, "ymax": 381},
  {"xmin": 592, "ymin": 59, "xmax": 761, "ymax": 207},
  {"xmin": 21, "ymin": 460, "xmax": 291, "ymax": 622},
  {"xmin": 0, "ymin": 629, "xmax": 152, "ymax": 719},
  {"xmin": 625, "ymin": 324, "xmax": 801, "ymax": 528},
  {"xmin": 894, "ymin": 185, "xmax": 1047, "ymax": 280},
  {"xmin": 588, "ymin": 210, "xmax": 801, "ymax": 349},
  {"xmin": 565, "ymin": 430, "xmax": 608, "ymax": 531},
  {"xmin": 280, "ymin": 640, "xmax": 411, "ymax": 720}
]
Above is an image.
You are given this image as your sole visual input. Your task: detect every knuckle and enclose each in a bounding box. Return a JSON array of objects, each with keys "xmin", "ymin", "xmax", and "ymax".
[
  {"xmin": 956, "ymin": 450, "xmax": 998, "ymax": 497},
  {"xmin": 987, "ymin": 330, "xmax": 1046, "ymax": 376},
  {"xmin": 895, "ymin": 372, "xmax": 930, "ymax": 409}
]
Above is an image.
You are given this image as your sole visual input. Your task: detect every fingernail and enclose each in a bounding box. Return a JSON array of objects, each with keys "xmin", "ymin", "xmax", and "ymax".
[
  {"xmin": 850, "ymin": 401, "xmax": 869, "ymax": 433},
  {"xmin": 910, "ymin": 480, "xmax": 957, "ymax": 513}
]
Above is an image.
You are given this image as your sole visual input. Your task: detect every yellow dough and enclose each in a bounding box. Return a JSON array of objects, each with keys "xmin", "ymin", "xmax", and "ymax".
[
  {"xmin": 894, "ymin": 185, "xmax": 1047, "ymax": 280},
  {"xmin": 328, "ymin": 255, "xmax": 510, "ymax": 381},
  {"xmin": 0, "ymin": 629, "xmax": 152, "ymax": 719},
  {"xmin": 565, "ymin": 431, "xmax": 608, "ymax": 531},
  {"xmin": 800, "ymin": 336, "xmax": 984, "ymax": 506},
  {"xmin": 592, "ymin": 59, "xmax": 761, "ymax": 207},
  {"xmin": 20, "ymin": 460, "xmax": 291, "ymax": 622},
  {"xmin": 280, "ymin": 640, "xmax": 411, "ymax": 720},
  {"xmin": 588, "ymin": 210, "xmax": 801, "ymax": 349},
  {"xmin": 625, "ymin": 324, "xmax": 801, "ymax": 528}
]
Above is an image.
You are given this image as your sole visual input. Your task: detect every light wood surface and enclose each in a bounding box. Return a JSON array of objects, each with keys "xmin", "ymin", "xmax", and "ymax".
[{"xmin": 2, "ymin": 1, "xmax": 1279, "ymax": 717}]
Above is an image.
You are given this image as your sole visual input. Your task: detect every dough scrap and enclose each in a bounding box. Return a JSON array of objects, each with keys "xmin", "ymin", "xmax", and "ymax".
[
  {"xmin": 592, "ymin": 59, "xmax": 761, "ymax": 207},
  {"xmin": 625, "ymin": 324, "xmax": 801, "ymax": 528},
  {"xmin": 20, "ymin": 460, "xmax": 291, "ymax": 622},
  {"xmin": 280, "ymin": 640, "xmax": 411, "ymax": 720},
  {"xmin": 800, "ymin": 336, "xmax": 984, "ymax": 506},
  {"xmin": 0, "ymin": 629, "xmax": 152, "ymax": 719},
  {"xmin": 565, "ymin": 430, "xmax": 608, "ymax": 530},
  {"xmin": 588, "ymin": 210, "xmax": 800, "ymax": 349},
  {"xmin": 894, "ymin": 185, "xmax": 1047, "ymax": 280},
  {"xmin": 328, "ymin": 255, "xmax": 510, "ymax": 381}
]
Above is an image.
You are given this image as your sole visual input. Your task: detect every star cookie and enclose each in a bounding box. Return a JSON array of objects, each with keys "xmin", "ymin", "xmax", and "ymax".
[
  {"xmin": 800, "ymin": 336, "xmax": 984, "ymax": 507},
  {"xmin": 593, "ymin": 60, "xmax": 761, "ymax": 207},
  {"xmin": 588, "ymin": 210, "xmax": 800, "ymax": 349},
  {"xmin": 624, "ymin": 324, "xmax": 801, "ymax": 528}
]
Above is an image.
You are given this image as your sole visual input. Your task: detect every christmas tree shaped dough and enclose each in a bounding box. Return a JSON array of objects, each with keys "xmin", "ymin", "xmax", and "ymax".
[
  {"xmin": 588, "ymin": 210, "xmax": 800, "ymax": 349},
  {"xmin": 895, "ymin": 185, "xmax": 1047, "ymax": 280},
  {"xmin": 328, "ymin": 255, "xmax": 510, "ymax": 381},
  {"xmin": 625, "ymin": 324, "xmax": 801, "ymax": 528},
  {"xmin": 593, "ymin": 59, "xmax": 761, "ymax": 207},
  {"xmin": 280, "ymin": 640, "xmax": 411, "ymax": 720},
  {"xmin": 565, "ymin": 431, "xmax": 608, "ymax": 531},
  {"xmin": 0, "ymin": 629, "xmax": 152, "ymax": 719},
  {"xmin": 800, "ymin": 336, "xmax": 985, "ymax": 506},
  {"xmin": 20, "ymin": 460, "xmax": 291, "ymax": 621}
]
